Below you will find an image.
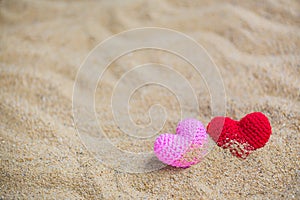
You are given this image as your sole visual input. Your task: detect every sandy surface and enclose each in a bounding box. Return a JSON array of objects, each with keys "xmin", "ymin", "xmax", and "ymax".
[{"xmin": 1, "ymin": 0, "xmax": 300, "ymax": 199}]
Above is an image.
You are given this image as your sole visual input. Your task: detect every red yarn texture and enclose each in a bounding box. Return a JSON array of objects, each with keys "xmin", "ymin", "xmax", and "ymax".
[{"xmin": 207, "ymin": 112, "xmax": 272, "ymax": 158}]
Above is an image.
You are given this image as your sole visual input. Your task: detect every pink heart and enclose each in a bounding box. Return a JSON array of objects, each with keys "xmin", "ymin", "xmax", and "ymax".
[{"xmin": 154, "ymin": 118, "xmax": 208, "ymax": 168}]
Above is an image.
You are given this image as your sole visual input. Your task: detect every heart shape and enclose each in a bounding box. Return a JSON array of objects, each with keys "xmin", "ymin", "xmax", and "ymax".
[
  {"xmin": 154, "ymin": 118, "xmax": 208, "ymax": 168},
  {"xmin": 207, "ymin": 112, "xmax": 272, "ymax": 158}
]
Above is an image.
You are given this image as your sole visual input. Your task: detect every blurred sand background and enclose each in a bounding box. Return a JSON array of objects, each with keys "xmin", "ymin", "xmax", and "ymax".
[{"xmin": 0, "ymin": 0, "xmax": 300, "ymax": 199}]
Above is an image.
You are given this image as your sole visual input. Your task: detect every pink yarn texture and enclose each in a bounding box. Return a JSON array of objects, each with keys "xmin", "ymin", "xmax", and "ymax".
[{"xmin": 154, "ymin": 118, "xmax": 208, "ymax": 168}]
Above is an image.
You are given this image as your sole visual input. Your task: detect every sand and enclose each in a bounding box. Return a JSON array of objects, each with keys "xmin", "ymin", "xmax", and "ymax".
[{"xmin": 0, "ymin": 0, "xmax": 299, "ymax": 199}]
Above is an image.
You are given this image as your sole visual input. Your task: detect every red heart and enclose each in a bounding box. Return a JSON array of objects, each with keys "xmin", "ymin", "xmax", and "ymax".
[{"xmin": 207, "ymin": 112, "xmax": 272, "ymax": 158}]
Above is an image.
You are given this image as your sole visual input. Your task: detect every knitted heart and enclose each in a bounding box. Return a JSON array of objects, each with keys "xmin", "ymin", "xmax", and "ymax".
[
  {"xmin": 207, "ymin": 112, "xmax": 272, "ymax": 158},
  {"xmin": 154, "ymin": 118, "xmax": 208, "ymax": 168}
]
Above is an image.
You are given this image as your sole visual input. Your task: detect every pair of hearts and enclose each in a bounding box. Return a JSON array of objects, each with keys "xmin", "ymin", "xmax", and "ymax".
[{"xmin": 154, "ymin": 112, "xmax": 272, "ymax": 167}]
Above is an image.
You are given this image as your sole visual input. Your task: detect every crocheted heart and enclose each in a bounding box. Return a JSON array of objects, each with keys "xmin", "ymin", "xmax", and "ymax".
[
  {"xmin": 207, "ymin": 112, "xmax": 272, "ymax": 158},
  {"xmin": 154, "ymin": 118, "xmax": 208, "ymax": 168}
]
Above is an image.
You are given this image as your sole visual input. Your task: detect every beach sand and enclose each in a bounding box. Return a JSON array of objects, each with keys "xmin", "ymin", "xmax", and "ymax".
[{"xmin": 0, "ymin": 0, "xmax": 299, "ymax": 199}]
